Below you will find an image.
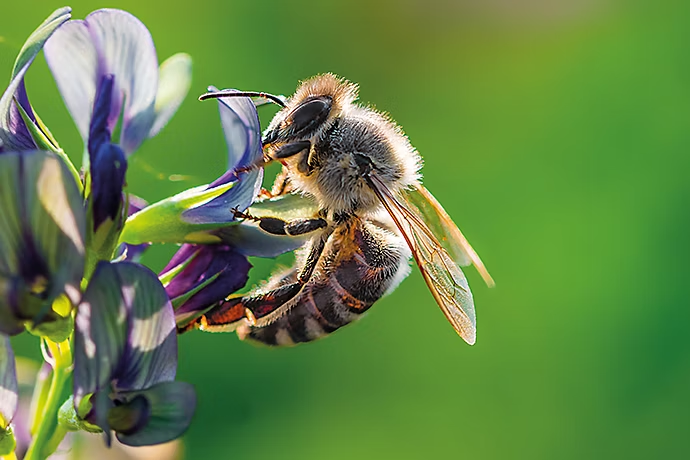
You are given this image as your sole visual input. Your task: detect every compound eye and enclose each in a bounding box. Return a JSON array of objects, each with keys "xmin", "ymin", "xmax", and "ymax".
[{"xmin": 288, "ymin": 97, "xmax": 332, "ymax": 137}]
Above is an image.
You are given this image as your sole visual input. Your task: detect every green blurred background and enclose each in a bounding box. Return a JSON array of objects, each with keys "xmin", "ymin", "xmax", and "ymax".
[{"xmin": 3, "ymin": 0, "xmax": 690, "ymax": 458}]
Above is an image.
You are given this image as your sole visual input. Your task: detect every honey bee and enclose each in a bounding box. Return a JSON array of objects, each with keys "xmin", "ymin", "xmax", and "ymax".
[{"xmin": 187, "ymin": 74, "xmax": 494, "ymax": 346}]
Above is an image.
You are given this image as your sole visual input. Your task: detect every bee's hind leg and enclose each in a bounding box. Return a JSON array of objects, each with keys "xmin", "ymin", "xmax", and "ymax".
[{"xmin": 188, "ymin": 231, "xmax": 330, "ymax": 331}]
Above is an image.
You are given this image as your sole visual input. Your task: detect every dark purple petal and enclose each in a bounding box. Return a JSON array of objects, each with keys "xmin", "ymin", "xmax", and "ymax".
[
  {"xmin": 173, "ymin": 250, "xmax": 250, "ymax": 317},
  {"xmin": 91, "ymin": 142, "xmax": 127, "ymax": 232},
  {"xmin": 0, "ymin": 336, "xmax": 18, "ymax": 428},
  {"xmin": 74, "ymin": 262, "xmax": 177, "ymax": 412},
  {"xmin": 88, "ymin": 74, "xmax": 115, "ymax": 158},
  {"xmin": 180, "ymin": 91, "xmax": 263, "ymax": 225},
  {"xmin": 161, "ymin": 245, "xmax": 250, "ymax": 324},
  {"xmin": 161, "ymin": 244, "xmax": 197, "ymax": 274},
  {"xmin": 113, "ymin": 381, "xmax": 195, "ymax": 447},
  {"xmin": 162, "ymin": 246, "xmax": 213, "ymax": 300}
]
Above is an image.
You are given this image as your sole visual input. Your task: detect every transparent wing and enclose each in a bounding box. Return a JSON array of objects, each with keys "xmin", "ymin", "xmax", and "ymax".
[
  {"xmin": 367, "ymin": 175, "xmax": 477, "ymax": 344},
  {"xmin": 405, "ymin": 185, "xmax": 495, "ymax": 288}
]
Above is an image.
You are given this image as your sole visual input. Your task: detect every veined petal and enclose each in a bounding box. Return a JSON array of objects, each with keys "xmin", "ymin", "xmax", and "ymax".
[
  {"xmin": 0, "ymin": 151, "xmax": 85, "ymax": 328},
  {"xmin": 113, "ymin": 381, "xmax": 195, "ymax": 447},
  {"xmin": 116, "ymin": 264, "xmax": 177, "ymax": 391},
  {"xmin": 0, "ymin": 336, "xmax": 18, "ymax": 429},
  {"xmin": 74, "ymin": 262, "xmax": 177, "ymax": 410},
  {"xmin": 213, "ymin": 88, "xmax": 263, "ymax": 171},
  {"xmin": 149, "ymin": 53, "xmax": 192, "ymax": 138},
  {"xmin": 86, "ymin": 9, "xmax": 158, "ymax": 154},
  {"xmin": 180, "ymin": 91, "xmax": 263, "ymax": 224},
  {"xmin": 216, "ymin": 192, "xmax": 319, "ymax": 257},
  {"xmin": 216, "ymin": 224, "xmax": 308, "ymax": 258},
  {"xmin": 45, "ymin": 9, "xmax": 159, "ymax": 156},
  {"xmin": 0, "ymin": 7, "xmax": 72, "ymax": 152},
  {"xmin": 44, "ymin": 19, "xmax": 100, "ymax": 147}
]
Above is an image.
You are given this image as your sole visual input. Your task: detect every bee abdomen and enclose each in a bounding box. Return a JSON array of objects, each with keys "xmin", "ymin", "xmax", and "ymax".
[
  {"xmin": 240, "ymin": 222, "xmax": 409, "ymax": 346},
  {"xmin": 239, "ymin": 279, "xmax": 370, "ymax": 346}
]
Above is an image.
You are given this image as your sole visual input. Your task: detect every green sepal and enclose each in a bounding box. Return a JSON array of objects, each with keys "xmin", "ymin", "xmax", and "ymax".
[
  {"xmin": 120, "ymin": 182, "xmax": 236, "ymax": 245},
  {"xmin": 170, "ymin": 272, "xmax": 219, "ymax": 312},
  {"xmin": 16, "ymin": 102, "xmax": 82, "ymax": 192},
  {"xmin": 16, "ymin": 101, "xmax": 58, "ymax": 152},
  {"xmin": 84, "ymin": 196, "xmax": 127, "ymax": 280},
  {"xmin": 0, "ymin": 426, "xmax": 16, "ymax": 456},
  {"xmin": 58, "ymin": 396, "xmax": 102, "ymax": 434},
  {"xmin": 26, "ymin": 314, "xmax": 73, "ymax": 342}
]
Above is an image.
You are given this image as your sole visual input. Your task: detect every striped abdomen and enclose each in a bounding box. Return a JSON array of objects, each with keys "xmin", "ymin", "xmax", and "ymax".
[{"xmin": 238, "ymin": 218, "xmax": 410, "ymax": 346}]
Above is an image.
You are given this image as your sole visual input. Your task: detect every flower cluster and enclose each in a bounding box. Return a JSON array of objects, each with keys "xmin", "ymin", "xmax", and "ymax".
[{"xmin": 0, "ymin": 6, "xmax": 293, "ymax": 459}]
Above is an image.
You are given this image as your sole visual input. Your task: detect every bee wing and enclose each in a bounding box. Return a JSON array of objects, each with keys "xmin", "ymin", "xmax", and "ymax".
[
  {"xmin": 367, "ymin": 175, "xmax": 477, "ymax": 344},
  {"xmin": 404, "ymin": 185, "xmax": 495, "ymax": 288}
]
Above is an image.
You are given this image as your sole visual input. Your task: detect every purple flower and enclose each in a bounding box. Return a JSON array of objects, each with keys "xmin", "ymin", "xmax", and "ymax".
[
  {"xmin": 0, "ymin": 150, "xmax": 85, "ymax": 336},
  {"xmin": 0, "ymin": 7, "xmax": 71, "ymax": 153},
  {"xmin": 161, "ymin": 244, "xmax": 251, "ymax": 326},
  {"xmin": 44, "ymin": 9, "xmax": 192, "ymax": 157},
  {"xmin": 74, "ymin": 262, "xmax": 195, "ymax": 446},
  {"xmin": 44, "ymin": 9, "xmax": 192, "ymax": 234}
]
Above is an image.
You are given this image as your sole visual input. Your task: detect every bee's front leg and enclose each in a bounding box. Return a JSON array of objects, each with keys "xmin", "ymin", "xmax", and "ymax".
[{"xmin": 231, "ymin": 208, "xmax": 327, "ymax": 237}]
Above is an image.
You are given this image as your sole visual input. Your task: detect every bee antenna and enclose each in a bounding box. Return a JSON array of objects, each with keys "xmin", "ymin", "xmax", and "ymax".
[{"xmin": 198, "ymin": 90, "xmax": 287, "ymax": 108}]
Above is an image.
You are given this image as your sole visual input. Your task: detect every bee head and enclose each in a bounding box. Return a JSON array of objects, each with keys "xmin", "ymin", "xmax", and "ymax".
[{"xmin": 263, "ymin": 74, "xmax": 358, "ymax": 146}]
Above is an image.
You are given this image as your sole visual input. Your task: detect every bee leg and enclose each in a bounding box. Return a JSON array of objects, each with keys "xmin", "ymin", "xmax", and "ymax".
[
  {"xmin": 193, "ymin": 232, "xmax": 330, "ymax": 330},
  {"xmin": 231, "ymin": 208, "xmax": 328, "ymax": 237}
]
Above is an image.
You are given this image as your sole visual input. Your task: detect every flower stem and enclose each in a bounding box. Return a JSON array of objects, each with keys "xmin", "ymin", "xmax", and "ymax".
[{"xmin": 24, "ymin": 340, "xmax": 72, "ymax": 460}]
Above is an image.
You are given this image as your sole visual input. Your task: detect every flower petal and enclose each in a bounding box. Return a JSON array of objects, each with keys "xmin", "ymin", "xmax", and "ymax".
[
  {"xmin": 86, "ymin": 9, "xmax": 158, "ymax": 154},
  {"xmin": 113, "ymin": 381, "xmax": 196, "ymax": 447},
  {"xmin": 180, "ymin": 90, "xmax": 263, "ymax": 225},
  {"xmin": 216, "ymin": 192, "xmax": 319, "ymax": 257},
  {"xmin": 0, "ymin": 336, "xmax": 18, "ymax": 429},
  {"xmin": 45, "ymin": 9, "xmax": 159, "ymax": 156},
  {"xmin": 216, "ymin": 224, "xmax": 308, "ymax": 258},
  {"xmin": 74, "ymin": 262, "xmax": 177, "ymax": 409},
  {"xmin": 0, "ymin": 151, "xmax": 85, "ymax": 328},
  {"xmin": 44, "ymin": 19, "xmax": 99, "ymax": 148},
  {"xmin": 161, "ymin": 245, "xmax": 250, "ymax": 325},
  {"xmin": 149, "ymin": 53, "xmax": 192, "ymax": 138},
  {"xmin": 0, "ymin": 7, "xmax": 72, "ymax": 152},
  {"xmin": 116, "ymin": 195, "xmax": 151, "ymax": 262}
]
